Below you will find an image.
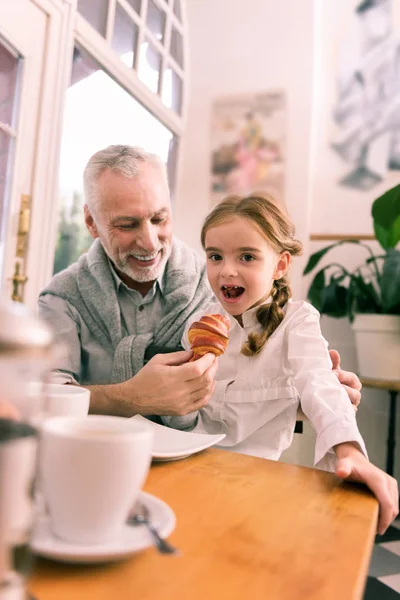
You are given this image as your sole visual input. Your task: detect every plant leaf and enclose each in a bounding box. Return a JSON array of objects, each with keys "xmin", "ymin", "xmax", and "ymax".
[
  {"xmin": 303, "ymin": 243, "xmax": 341, "ymax": 275},
  {"xmin": 303, "ymin": 240, "xmax": 362, "ymax": 275},
  {"xmin": 343, "ymin": 275, "xmax": 381, "ymax": 321},
  {"xmin": 320, "ymin": 278, "xmax": 348, "ymax": 318},
  {"xmin": 388, "ymin": 214, "xmax": 400, "ymax": 248},
  {"xmin": 372, "ymin": 184, "xmax": 400, "ymax": 249},
  {"xmin": 306, "ymin": 269, "xmax": 326, "ymax": 310},
  {"xmin": 373, "ymin": 222, "xmax": 391, "ymax": 250},
  {"xmin": 380, "ymin": 249, "xmax": 400, "ymax": 311}
]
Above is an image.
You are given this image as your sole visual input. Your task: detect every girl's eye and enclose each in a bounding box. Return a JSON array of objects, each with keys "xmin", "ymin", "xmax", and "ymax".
[
  {"xmin": 208, "ymin": 254, "xmax": 222, "ymax": 262},
  {"xmin": 241, "ymin": 254, "xmax": 255, "ymax": 262}
]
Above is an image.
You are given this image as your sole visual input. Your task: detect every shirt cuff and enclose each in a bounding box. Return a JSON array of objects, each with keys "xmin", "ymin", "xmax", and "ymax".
[
  {"xmin": 48, "ymin": 370, "xmax": 80, "ymax": 386},
  {"xmin": 314, "ymin": 417, "xmax": 368, "ymax": 471},
  {"xmin": 161, "ymin": 413, "xmax": 198, "ymax": 431}
]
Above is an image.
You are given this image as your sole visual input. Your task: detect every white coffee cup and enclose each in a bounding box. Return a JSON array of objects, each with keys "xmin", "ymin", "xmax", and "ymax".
[
  {"xmin": 40, "ymin": 415, "xmax": 153, "ymax": 545},
  {"xmin": 28, "ymin": 382, "xmax": 90, "ymax": 420}
]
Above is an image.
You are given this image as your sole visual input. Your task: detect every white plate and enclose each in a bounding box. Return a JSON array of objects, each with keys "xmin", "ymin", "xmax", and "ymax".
[
  {"xmin": 131, "ymin": 415, "xmax": 226, "ymax": 461},
  {"xmin": 30, "ymin": 491, "xmax": 175, "ymax": 564}
]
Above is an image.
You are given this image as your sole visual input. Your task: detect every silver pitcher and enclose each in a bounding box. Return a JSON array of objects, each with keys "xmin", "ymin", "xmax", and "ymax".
[{"xmin": 0, "ymin": 299, "xmax": 54, "ymax": 600}]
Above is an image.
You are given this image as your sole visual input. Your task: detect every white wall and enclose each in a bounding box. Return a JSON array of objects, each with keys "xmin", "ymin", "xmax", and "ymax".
[
  {"xmin": 177, "ymin": 0, "xmax": 400, "ymax": 480},
  {"xmin": 175, "ymin": 0, "xmax": 316, "ymax": 300}
]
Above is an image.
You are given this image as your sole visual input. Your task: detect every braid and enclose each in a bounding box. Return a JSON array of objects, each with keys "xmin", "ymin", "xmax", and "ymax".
[{"xmin": 241, "ymin": 276, "xmax": 291, "ymax": 357}]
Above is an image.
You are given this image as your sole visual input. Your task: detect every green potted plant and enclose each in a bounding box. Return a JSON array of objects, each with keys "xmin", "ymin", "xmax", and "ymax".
[{"xmin": 303, "ymin": 184, "xmax": 400, "ymax": 380}]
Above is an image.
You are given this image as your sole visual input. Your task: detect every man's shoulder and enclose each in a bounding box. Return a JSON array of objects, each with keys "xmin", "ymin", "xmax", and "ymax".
[
  {"xmin": 169, "ymin": 238, "xmax": 205, "ymax": 271},
  {"xmin": 39, "ymin": 239, "xmax": 107, "ymax": 300},
  {"xmin": 39, "ymin": 252, "xmax": 89, "ymax": 300}
]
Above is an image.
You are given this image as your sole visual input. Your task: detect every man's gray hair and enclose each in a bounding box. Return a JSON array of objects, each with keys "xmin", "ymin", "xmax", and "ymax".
[{"xmin": 83, "ymin": 145, "xmax": 168, "ymax": 212}]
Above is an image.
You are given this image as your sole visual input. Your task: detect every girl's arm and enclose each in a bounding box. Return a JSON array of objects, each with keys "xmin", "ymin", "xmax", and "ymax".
[
  {"xmin": 286, "ymin": 307, "xmax": 366, "ymax": 469},
  {"xmin": 287, "ymin": 305, "xmax": 398, "ymax": 533},
  {"xmin": 334, "ymin": 442, "xmax": 398, "ymax": 534}
]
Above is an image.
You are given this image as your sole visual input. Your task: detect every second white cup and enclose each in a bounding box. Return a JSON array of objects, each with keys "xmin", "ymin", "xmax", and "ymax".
[{"xmin": 28, "ymin": 382, "xmax": 90, "ymax": 420}]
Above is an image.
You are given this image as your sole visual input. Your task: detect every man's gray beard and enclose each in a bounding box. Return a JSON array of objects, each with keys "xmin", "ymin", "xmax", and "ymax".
[{"xmin": 115, "ymin": 245, "xmax": 171, "ymax": 283}]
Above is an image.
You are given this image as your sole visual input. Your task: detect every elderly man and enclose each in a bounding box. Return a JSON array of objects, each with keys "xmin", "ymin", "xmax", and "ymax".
[{"xmin": 39, "ymin": 145, "xmax": 361, "ymax": 417}]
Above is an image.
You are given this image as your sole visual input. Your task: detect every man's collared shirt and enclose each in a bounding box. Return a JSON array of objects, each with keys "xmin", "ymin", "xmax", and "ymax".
[{"xmin": 39, "ymin": 261, "xmax": 166, "ymax": 385}]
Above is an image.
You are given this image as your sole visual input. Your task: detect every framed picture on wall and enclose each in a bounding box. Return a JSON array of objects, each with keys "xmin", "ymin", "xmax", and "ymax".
[
  {"xmin": 210, "ymin": 90, "xmax": 285, "ymax": 207},
  {"xmin": 310, "ymin": 0, "xmax": 400, "ymax": 238}
]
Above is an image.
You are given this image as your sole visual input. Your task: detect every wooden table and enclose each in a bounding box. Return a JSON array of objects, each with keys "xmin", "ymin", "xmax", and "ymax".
[
  {"xmin": 360, "ymin": 377, "xmax": 400, "ymax": 476},
  {"xmin": 29, "ymin": 449, "xmax": 378, "ymax": 600}
]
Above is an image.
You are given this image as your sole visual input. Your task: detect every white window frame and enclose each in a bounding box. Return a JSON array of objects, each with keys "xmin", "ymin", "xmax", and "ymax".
[
  {"xmin": 77, "ymin": 0, "xmax": 189, "ymax": 130},
  {"xmin": 18, "ymin": 0, "xmax": 188, "ymax": 307}
]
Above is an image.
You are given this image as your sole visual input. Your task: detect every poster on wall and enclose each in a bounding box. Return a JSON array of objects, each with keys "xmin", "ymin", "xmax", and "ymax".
[
  {"xmin": 331, "ymin": 0, "xmax": 400, "ymax": 192},
  {"xmin": 210, "ymin": 90, "xmax": 285, "ymax": 207},
  {"xmin": 311, "ymin": 0, "xmax": 400, "ymax": 235}
]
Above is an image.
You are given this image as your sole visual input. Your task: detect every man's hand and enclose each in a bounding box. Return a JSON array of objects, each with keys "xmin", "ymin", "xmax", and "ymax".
[
  {"xmin": 335, "ymin": 442, "xmax": 399, "ymax": 535},
  {"xmin": 329, "ymin": 349, "xmax": 361, "ymax": 409},
  {"xmin": 114, "ymin": 351, "xmax": 218, "ymax": 417}
]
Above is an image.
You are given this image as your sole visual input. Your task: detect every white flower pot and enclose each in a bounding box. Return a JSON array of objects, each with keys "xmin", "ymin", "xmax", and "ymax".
[{"xmin": 351, "ymin": 314, "xmax": 400, "ymax": 381}]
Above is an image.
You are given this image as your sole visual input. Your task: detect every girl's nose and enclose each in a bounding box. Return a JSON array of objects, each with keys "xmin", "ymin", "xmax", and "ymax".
[{"xmin": 220, "ymin": 262, "xmax": 238, "ymax": 278}]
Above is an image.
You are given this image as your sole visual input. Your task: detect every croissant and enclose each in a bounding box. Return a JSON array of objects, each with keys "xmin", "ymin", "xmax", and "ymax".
[{"xmin": 188, "ymin": 314, "xmax": 230, "ymax": 361}]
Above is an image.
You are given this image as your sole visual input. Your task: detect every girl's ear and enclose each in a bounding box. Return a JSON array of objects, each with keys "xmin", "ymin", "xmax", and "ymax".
[{"xmin": 273, "ymin": 251, "xmax": 291, "ymax": 280}]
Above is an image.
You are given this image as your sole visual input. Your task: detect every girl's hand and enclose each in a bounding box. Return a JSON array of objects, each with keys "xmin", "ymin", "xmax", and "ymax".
[
  {"xmin": 0, "ymin": 400, "xmax": 20, "ymax": 420},
  {"xmin": 334, "ymin": 442, "xmax": 398, "ymax": 534}
]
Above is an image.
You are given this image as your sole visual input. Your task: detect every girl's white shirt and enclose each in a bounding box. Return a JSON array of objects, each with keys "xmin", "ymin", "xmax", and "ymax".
[{"xmin": 163, "ymin": 299, "xmax": 366, "ymax": 471}]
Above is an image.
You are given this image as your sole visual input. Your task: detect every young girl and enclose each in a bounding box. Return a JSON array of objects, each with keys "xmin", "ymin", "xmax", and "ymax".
[{"xmin": 163, "ymin": 193, "xmax": 398, "ymax": 534}]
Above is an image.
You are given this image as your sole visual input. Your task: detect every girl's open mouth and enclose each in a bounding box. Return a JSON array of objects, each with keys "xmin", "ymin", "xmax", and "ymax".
[{"xmin": 221, "ymin": 285, "xmax": 245, "ymax": 302}]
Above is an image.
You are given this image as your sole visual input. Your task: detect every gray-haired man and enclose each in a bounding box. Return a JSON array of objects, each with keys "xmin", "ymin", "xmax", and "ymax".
[{"xmin": 39, "ymin": 145, "xmax": 361, "ymax": 417}]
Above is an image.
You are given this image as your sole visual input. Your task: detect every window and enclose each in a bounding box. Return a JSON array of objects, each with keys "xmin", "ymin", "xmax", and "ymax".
[
  {"xmin": 53, "ymin": 45, "xmax": 175, "ymax": 274},
  {"xmin": 0, "ymin": 37, "xmax": 21, "ymax": 255},
  {"xmin": 77, "ymin": 0, "xmax": 186, "ymax": 115}
]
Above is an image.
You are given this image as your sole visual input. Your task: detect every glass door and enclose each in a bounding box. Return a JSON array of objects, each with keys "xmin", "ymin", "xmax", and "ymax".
[{"xmin": 0, "ymin": 0, "xmax": 47, "ymax": 304}]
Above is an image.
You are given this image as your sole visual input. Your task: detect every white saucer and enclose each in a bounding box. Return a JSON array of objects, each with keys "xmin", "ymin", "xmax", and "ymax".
[
  {"xmin": 131, "ymin": 415, "xmax": 226, "ymax": 461},
  {"xmin": 30, "ymin": 491, "xmax": 176, "ymax": 564}
]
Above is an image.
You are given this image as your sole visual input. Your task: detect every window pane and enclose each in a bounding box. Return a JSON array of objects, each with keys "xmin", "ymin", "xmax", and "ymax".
[
  {"xmin": 0, "ymin": 39, "xmax": 20, "ymax": 250},
  {"xmin": 146, "ymin": 0, "xmax": 165, "ymax": 43},
  {"xmin": 170, "ymin": 27, "xmax": 183, "ymax": 68},
  {"xmin": 126, "ymin": 0, "xmax": 141, "ymax": 14},
  {"xmin": 138, "ymin": 40, "xmax": 161, "ymax": 93},
  {"xmin": 0, "ymin": 41, "xmax": 19, "ymax": 126},
  {"xmin": 54, "ymin": 45, "xmax": 174, "ymax": 274},
  {"xmin": 77, "ymin": 0, "xmax": 108, "ymax": 37},
  {"xmin": 112, "ymin": 4, "xmax": 138, "ymax": 68},
  {"xmin": 0, "ymin": 130, "xmax": 13, "ymax": 243},
  {"xmin": 173, "ymin": 0, "xmax": 182, "ymax": 21},
  {"xmin": 162, "ymin": 67, "xmax": 182, "ymax": 114}
]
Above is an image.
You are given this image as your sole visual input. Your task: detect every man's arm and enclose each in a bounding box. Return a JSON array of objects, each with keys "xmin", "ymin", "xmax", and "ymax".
[
  {"xmin": 39, "ymin": 295, "xmax": 217, "ymax": 417},
  {"xmin": 85, "ymin": 352, "xmax": 217, "ymax": 417},
  {"xmin": 38, "ymin": 294, "xmax": 82, "ymax": 383}
]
